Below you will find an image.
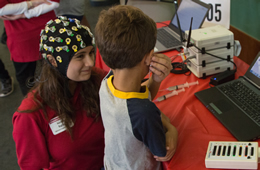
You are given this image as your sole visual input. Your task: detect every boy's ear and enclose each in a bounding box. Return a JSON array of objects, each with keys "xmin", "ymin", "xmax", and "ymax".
[
  {"xmin": 47, "ymin": 54, "xmax": 58, "ymax": 67},
  {"xmin": 144, "ymin": 49, "xmax": 154, "ymax": 66}
]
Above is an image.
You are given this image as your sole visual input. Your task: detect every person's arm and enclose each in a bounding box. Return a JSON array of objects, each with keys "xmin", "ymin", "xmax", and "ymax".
[
  {"xmin": 13, "ymin": 110, "xmax": 50, "ymax": 169},
  {"xmin": 24, "ymin": 0, "xmax": 59, "ymax": 19},
  {"xmin": 154, "ymin": 112, "xmax": 178, "ymax": 162},
  {"xmin": 142, "ymin": 53, "xmax": 172, "ymax": 100},
  {"xmin": 0, "ymin": 13, "xmax": 26, "ymax": 20},
  {"xmin": 130, "ymin": 101, "xmax": 167, "ymax": 157},
  {"xmin": 0, "ymin": 0, "xmax": 51, "ymax": 16},
  {"xmin": 0, "ymin": 0, "xmax": 55, "ymax": 20},
  {"xmin": 0, "ymin": 2, "xmax": 28, "ymax": 16}
]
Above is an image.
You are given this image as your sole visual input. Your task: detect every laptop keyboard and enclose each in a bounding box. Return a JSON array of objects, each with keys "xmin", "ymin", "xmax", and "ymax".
[
  {"xmin": 219, "ymin": 81, "xmax": 260, "ymax": 125},
  {"xmin": 157, "ymin": 29, "xmax": 182, "ymax": 48}
]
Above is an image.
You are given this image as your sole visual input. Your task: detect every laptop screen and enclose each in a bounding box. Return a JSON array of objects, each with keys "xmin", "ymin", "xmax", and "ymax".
[
  {"xmin": 249, "ymin": 56, "xmax": 260, "ymax": 78},
  {"xmin": 171, "ymin": 0, "xmax": 210, "ymax": 32},
  {"xmin": 245, "ymin": 52, "xmax": 260, "ymax": 88}
]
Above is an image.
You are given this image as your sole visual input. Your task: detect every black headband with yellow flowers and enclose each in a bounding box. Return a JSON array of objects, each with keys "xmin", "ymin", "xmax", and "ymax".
[{"xmin": 39, "ymin": 16, "xmax": 94, "ymax": 77}]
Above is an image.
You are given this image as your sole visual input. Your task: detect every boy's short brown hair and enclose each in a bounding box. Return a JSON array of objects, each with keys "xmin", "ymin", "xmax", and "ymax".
[{"xmin": 95, "ymin": 5, "xmax": 157, "ymax": 69}]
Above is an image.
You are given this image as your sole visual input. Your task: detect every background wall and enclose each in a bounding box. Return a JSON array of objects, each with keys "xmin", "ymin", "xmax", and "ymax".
[
  {"xmin": 229, "ymin": 0, "xmax": 260, "ymax": 64},
  {"xmin": 230, "ymin": 0, "xmax": 260, "ymax": 41}
]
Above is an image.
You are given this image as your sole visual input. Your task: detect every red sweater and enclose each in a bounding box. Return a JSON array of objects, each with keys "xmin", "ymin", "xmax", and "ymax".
[
  {"xmin": 0, "ymin": 0, "xmax": 59, "ymax": 62},
  {"xmin": 12, "ymin": 68, "xmax": 106, "ymax": 170}
]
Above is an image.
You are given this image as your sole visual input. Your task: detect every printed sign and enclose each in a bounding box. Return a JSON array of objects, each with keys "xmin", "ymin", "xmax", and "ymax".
[{"xmin": 200, "ymin": 0, "xmax": 230, "ymax": 29}]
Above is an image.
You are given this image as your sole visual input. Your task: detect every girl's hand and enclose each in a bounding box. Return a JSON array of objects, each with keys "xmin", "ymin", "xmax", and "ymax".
[{"xmin": 150, "ymin": 53, "xmax": 172, "ymax": 83}]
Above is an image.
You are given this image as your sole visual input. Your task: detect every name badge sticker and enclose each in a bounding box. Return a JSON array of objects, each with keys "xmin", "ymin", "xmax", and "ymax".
[{"xmin": 49, "ymin": 116, "xmax": 74, "ymax": 135}]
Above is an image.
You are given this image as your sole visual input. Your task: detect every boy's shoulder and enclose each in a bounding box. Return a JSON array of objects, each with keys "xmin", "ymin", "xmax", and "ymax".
[
  {"xmin": 100, "ymin": 70, "xmax": 160, "ymax": 118},
  {"xmin": 127, "ymin": 98, "xmax": 159, "ymax": 112},
  {"xmin": 126, "ymin": 98, "xmax": 161, "ymax": 120}
]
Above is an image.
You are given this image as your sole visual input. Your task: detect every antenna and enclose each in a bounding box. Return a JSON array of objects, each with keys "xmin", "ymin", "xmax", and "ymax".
[
  {"xmin": 186, "ymin": 17, "xmax": 193, "ymax": 48},
  {"xmin": 175, "ymin": 10, "xmax": 184, "ymax": 43},
  {"xmin": 174, "ymin": 0, "xmax": 184, "ymax": 43},
  {"xmin": 173, "ymin": 0, "xmax": 178, "ymax": 10}
]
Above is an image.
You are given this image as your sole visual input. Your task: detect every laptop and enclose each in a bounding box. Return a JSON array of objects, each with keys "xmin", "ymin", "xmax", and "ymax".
[
  {"xmin": 154, "ymin": 0, "xmax": 210, "ymax": 53},
  {"xmin": 195, "ymin": 52, "xmax": 260, "ymax": 141}
]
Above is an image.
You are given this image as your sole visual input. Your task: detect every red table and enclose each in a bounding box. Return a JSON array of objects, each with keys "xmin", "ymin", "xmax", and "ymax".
[{"xmin": 94, "ymin": 23, "xmax": 260, "ymax": 170}]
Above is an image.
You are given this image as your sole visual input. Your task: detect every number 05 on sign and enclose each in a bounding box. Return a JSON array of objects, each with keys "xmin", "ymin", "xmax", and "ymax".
[{"xmin": 200, "ymin": 0, "xmax": 230, "ymax": 29}]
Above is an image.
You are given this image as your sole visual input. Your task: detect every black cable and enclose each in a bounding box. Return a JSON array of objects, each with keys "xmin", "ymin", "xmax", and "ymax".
[
  {"xmin": 184, "ymin": 70, "xmax": 192, "ymax": 76},
  {"xmin": 170, "ymin": 55, "xmax": 178, "ymax": 62},
  {"xmin": 171, "ymin": 62, "xmax": 190, "ymax": 74},
  {"xmin": 192, "ymin": 44, "xmax": 237, "ymax": 72},
  {"xmin": 170, "ymin": 53, "xmax": 195, "ymax": 75},
  {"xmin": 191, "ymin": 44, "xmax": 237, "ymax": 87},
  {"xmin": 209, "ymin": 81, "xmax": 213, "ymax": 88}
]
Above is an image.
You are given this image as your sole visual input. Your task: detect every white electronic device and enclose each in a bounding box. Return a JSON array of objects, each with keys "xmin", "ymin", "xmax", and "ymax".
[
  {"xmin": 186, "ymin": 57, "xmax": 233, "ymax": 78},
  {"xmin": 183, "ymin": 25, "xmax": 235, "ymax": 78},
  {"xmin": 187, "ymin": 46, "xmax": 234, "ymax": 66},
  {"xmin": 205, "ymin": 141, "xmax": 259, "ymax": 169},
  {"xmin": 186, "ymin": 25, "xmax": 234, "ymax": 52}
]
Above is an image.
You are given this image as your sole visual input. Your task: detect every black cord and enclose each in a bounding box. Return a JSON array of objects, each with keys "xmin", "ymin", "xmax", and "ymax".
[
  {"xmin": 192, "ymin": 44, "xmax": 237, "ymax": 72},
  {"xmin": 171, "ymin": 62, "xmax": 190, "ymax": 74},
  {"xmin": 184, "ymin": 70, "xmax": 192, "ymax": 76},
  {"xmin": 170, "ymin": 55, "xmax": 178, "ymax": 62},
  {"xmin": 170, "ymin": 53, "xmax": 193, "ymax": 75},
  {"xmin": 191, "ymin": 44, "xmax": 237, "ymax": 87},
  {"xmin": 209, "ymin": 81, "xmax": 213, "ymax": 88}
]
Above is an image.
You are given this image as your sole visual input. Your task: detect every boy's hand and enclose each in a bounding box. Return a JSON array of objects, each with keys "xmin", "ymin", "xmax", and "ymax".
[
  {"xmin": 154, "ymin": 112, "xmax": 178, "ymax": 162},
  {"xmin": 150, "ymin": 53, "xmax": 172, "ymax": 83},
  {"xmin": 154, "ymin": 128, "xmax": 178, "ymax": 162}
]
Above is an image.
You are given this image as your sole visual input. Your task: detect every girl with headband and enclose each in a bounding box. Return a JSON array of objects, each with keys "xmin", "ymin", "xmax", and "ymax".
[{"xmin": 12, "ymin": 17, "xmax": 106, "ymax": 170}]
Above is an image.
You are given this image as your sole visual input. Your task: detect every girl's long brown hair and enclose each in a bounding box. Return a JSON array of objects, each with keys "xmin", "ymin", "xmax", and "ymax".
[{"xmin": 18, "ymin": 60, "xmax": 102, "ymax": 137}]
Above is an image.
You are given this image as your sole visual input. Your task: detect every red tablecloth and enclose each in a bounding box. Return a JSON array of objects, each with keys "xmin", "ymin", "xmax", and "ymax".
[
  {"xmin": 154, "ymin": 54, "xmax": 260, "ymax": 170},
  {"xmin": 94, "ymin": 23, "xmax": 260, "ymax": 170}
]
